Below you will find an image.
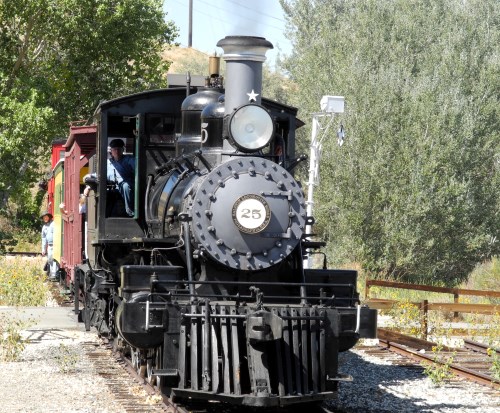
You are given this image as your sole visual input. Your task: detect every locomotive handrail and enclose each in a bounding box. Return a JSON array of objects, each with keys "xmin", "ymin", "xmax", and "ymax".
[
  {"xmin": 144, "ymin": 174, "xmax": 154, "ymax": 224},
  {"xmin": 153, "ymin": 279, "xmax": 356, "ymax": 288},
  {"xmin": 150, "ymin": 279, "xmax": 357, "ymax": 305},
  {"xmin": 175, "ymin": 293, "xmax": 353, "ymax": 304},
  {"xmin": 193, "ymin": 150, "xmax": 212, "ymax": 172},
  {"xmin": 146, "ymin": 290, "xmax": 358, "ymax": 306}
]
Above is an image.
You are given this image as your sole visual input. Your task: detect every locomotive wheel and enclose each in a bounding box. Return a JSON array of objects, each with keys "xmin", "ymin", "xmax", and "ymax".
[
  {"xmin": 155, "ymin": 348, "xmax": 163, "ymax": 389},
  {"xmin": 82, "ymin": 275, "xmax": 92, "ymax": 331},
  {"xmin": 80, "ymin": 291, "xmax": 91, "ymax": 331},
  {"xmin": 146, "ymin": 347, "xmax": 163, "ymax": 389},
  {"xmin": 131, "ymin": 347, "xmax": 146, "ymax": 377},
  {"xmin": 82, "ymin": 305, "xmax": 91, "ymax": 331},
  {"xmin": 131, "ymin": 347, "xmax": 139, "ymax": 370},
  {"xmin": 146, "ymin": 348, "xmax": 156, "ymax": 385}
]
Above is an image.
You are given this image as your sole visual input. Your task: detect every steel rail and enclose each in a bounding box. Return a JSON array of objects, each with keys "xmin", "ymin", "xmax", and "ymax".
[
  {"xmin": 464, "ymin": 339, "xmax": 500, "ymax": 355},
  {"xmin": 378, "ymin": 339, "xmax": 499, "ymax": 389},
  {"xmin": 3, "ymin": 251, "xmax": 40, "ymax": 257},
  {"xmin": 100, "ymin": 338, "xmax": 193, "ymax": 413}
]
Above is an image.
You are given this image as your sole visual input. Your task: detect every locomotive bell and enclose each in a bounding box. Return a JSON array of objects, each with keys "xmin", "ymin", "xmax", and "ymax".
[{"xmin": 209, "ymin": 55, "xmax": 220, "ymax": 77}]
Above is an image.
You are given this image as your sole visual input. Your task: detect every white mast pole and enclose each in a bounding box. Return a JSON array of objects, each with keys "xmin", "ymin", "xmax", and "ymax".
[{"xmin": 303, "ymin": 96, "xmax": 345, "ymax": 269}]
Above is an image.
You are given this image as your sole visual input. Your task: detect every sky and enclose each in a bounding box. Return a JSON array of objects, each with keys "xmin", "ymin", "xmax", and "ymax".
[{"xmin": 163, "ymin": 0, "xmax": 293, "ymax": 67}]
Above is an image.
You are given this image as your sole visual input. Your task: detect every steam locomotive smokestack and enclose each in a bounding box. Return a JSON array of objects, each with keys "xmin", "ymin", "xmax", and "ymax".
[{"xmin": 216, "ymin": 36, "xmax": 273, "ymax": 114}]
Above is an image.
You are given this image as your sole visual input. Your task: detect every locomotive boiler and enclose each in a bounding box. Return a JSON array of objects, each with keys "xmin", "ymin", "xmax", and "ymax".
[{"xmin": 76, "ymin": 36, "xmax": 377, "ymax": 408}]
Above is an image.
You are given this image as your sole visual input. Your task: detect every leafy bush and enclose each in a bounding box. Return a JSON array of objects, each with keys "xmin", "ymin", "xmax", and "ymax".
[
  {"xmin": 0, "ymin": 257, "xmax": 50, "ymax": 306},
  {"xmin": 0, "ymin": 229, "xmax": 17, "ymax": 254},
  {"xmin": 487, "ymin": 348, "xmax": 500, "ymax": 383},
  {"xmin": 0, "ymin": 216, "xmax": 39, "ymax": 253},
  {"xmin": 423, "ymin": 344, "xmax": 456, "ymax": 385},
  {"xmin": 0, "ymin": 314, "xmax": 34, "ymax": 361},
  {"xmin": 462, "ymin": 257, "xmax": 500, "ymax": 304},
  {"xmin": 55, "ymin": 343, "xmax": 80, "ymax": 373}
]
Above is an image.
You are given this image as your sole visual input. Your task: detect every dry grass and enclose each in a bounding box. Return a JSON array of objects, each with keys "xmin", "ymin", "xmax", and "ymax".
[{"xmin": 0, "ymin": 256, "xmax": 51, "ymax": 306}]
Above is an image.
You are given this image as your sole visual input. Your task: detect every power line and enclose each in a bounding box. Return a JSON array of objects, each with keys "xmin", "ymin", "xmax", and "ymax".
[
  {"xmin": 195, "ymin": 0, "xmax": 285, "ymax": 31},
  {"xmin": 166, "ymin": 0, "xmax": 286, "ymax": 33},
  {"xmin": 224, "ymin": 0, "xmax": 286, "ymax": 23}
]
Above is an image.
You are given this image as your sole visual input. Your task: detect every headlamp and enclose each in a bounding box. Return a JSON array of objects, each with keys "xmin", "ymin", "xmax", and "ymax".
[{"xmin": 228, "ymin": 104, "xmax": 274, "ymax": 152}]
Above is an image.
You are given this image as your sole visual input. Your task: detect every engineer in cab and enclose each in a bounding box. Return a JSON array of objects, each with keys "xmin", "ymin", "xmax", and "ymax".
[{"xmin": 107, "ymin": 138, "xmax": 135, "ymax": 217}]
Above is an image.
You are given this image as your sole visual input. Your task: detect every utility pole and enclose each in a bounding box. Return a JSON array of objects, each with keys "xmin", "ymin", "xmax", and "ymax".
[{"xmin": 188, "ymin": 0, "xmax": 193, "ymax": 47}]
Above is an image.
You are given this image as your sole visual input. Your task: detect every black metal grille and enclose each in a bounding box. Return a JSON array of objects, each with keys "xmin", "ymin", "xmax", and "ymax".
[{"xmin": 176, "ymin": 304, "xmax": 331, "ymax": 397}]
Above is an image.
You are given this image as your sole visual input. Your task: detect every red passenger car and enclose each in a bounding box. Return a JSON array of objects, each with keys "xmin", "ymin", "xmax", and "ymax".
[
  {"xmin": 46, "ymin": 139, "xmax": 66, "ymax": 216},
  {"xmin": 58, "ymin": 126, "xmax": 96, "ymax": 288}
]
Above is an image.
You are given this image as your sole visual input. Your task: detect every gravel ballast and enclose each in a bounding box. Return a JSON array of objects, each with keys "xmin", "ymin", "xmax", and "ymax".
[
  {"xmin": 331, "ymin": 344, "xmax": 500, "ymax": 413},
  {"xmin": 1, "ymin": 307, "xmax": 499, "ymax": 412}
]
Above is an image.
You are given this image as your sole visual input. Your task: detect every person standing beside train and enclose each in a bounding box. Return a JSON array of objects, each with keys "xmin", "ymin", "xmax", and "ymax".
[
  {"xmin": 40, "ymin": 211, "xmax": 57, "ymax": 280},
  {"xmin": 107, "ymin": 138, "xmax": 135, "ymax": 217}
]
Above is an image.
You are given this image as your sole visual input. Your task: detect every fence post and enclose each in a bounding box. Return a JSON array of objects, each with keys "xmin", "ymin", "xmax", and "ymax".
[
  {"xmin": 453, "ymin": 293, "xmax": 459, "ymax": 321},
  {"xmin": 365, "ymin": 280, "xmax": 370, "ymax": 300},
  {"xmin": 420, "ymin": 299, "xmax": 428, "ymax": 340}
]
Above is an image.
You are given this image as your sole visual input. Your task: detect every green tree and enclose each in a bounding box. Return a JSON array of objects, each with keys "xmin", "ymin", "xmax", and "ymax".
[
  {"xmin": 281, "ymin": 0, "xmax": 499, "ymax": 284},
  {"xmin": 0, "ymin": 0, "xmax": 177, "ymax": 212}
]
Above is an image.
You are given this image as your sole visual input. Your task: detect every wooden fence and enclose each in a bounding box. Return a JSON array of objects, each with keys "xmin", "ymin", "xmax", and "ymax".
[{"xmin": 364, "ymin": 279, "xmax": 500, "ymax": 339}]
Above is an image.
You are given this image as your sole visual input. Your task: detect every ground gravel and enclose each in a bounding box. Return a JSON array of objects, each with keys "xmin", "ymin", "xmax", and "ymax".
[
  {"xmin": 1, "ymin": 311, "xmax": 499, "ymax": 412},
  {"xmin": 0, "ymin": 328, "xmax": 132, "ymax": 413},
  {"xmin": 329, "ymin": 342, "xmax": 500, "ymax": 413}
]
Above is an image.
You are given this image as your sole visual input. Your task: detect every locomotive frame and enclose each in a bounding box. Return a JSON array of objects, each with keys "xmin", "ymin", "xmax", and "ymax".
[{"xmin": 49, "ymin": 36, "xmax": 377, "ymax": 409}]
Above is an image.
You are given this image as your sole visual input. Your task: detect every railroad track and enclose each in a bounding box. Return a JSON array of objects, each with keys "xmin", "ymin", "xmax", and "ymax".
[
  {"xmin": 375, "ymin": 328, "xmax": 500, "ymax": 390},
  {"xmin": 3, "ymin": 251, "xmax": 41, "ymax": 257},
  {"xmin": 82, "ymin": 338, "xmax": 189, "ymax": 413},
  {"xmin": 88, "ymin": 338, "xmax": 343, "ymax": 413}
]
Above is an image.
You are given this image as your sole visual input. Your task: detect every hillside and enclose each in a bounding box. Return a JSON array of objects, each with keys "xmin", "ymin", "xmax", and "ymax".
[{"xmin": 163, "ymin": 46, "xmax": 215, "ymax": 76}]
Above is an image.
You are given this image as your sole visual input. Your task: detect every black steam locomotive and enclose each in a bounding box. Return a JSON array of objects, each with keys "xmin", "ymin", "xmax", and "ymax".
[{"xmin": 77, "ymin": 36, "xmax": 376, "ymax": 408}]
